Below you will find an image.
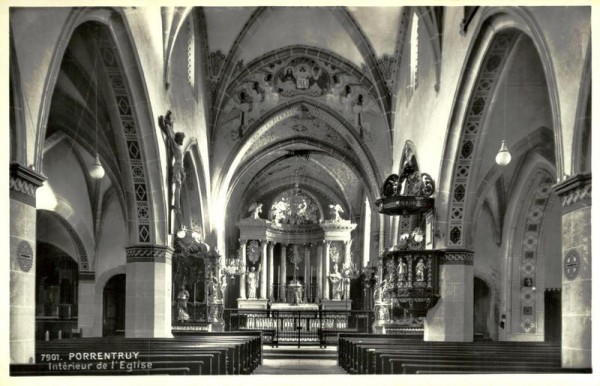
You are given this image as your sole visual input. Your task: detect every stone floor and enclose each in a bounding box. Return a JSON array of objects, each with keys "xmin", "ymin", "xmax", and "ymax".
[{"xmin": 252, "ymin": 346, "xmax": 346, "ymax": 375}]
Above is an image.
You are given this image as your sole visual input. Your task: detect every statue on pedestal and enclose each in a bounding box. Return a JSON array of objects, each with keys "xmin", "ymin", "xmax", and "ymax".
[
  {"xmin": 329, "ymin": 263, "xmax": 343, "ymax": 300},
  {"xmin": 329, "ymin": 204, "xmax": 344, "ymax": 221},
  {"xmin": 176, "ymin": 285, "xmax": 190, "ymax": 322},
  {"xmin": 246, "ymin": 265, "xmax": 261, "ymax": 299},
  {"xmin": 247, "ymin": 202, "xmax": 263, "ymax": 220},
  {"xmin": 342, "ymin": 269, "xmax": 351, "ymax": 300}
]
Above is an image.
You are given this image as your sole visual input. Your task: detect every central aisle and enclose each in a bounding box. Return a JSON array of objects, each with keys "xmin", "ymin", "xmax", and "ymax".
[{"xmin": 253, "ymin": 346, "xmax": 347, "ymax": 375}]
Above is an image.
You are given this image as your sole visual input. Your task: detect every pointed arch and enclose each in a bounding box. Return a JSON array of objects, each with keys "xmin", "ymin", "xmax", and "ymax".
[
  {"xmin": 32, "ymin": 8, "xmax": 168, "ymax": 246},
  {"xmin": 10, "ymin": 26, "xmax": 27, "ymax": 165},
  {"xmin": 437, "ymin": 8, "xmax": 563, "ymax": 250}
]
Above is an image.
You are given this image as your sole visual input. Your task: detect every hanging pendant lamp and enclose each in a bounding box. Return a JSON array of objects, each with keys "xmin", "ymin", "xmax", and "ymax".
[
  {"xmin": 495, "ymin": 70, "xmax": 512, "ymax": 167},
  {"xmin": 89, "ymin": 153, "xmax": 105, "ymax": 179},
  {"xmin": 89, "ymin": 40, "xmax": 105, "ymax": 179},
  {"xmin": 495, "ymin": 140, "xmax": 512, "ymax": 166}
]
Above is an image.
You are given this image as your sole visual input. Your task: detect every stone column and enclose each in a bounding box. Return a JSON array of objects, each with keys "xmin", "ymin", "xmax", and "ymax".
[
  {"xmin": 323, "ymin": 241, "xmax": 331, "ymax": 300},
  {"xmin": 125, "ymin": 245, "xmax": 173, "ymax": 338},
  {"xmin": 293, "ymin": 244, "xmax": 299, "ymax": 280},
  {"xmin": 553, "ymin": 174, "xmax": 591, "ymax": 368},
  {"xmin": 316, "ymin": 243, "xmax": 323, "ymax": 299},
  {"xmin": 344, "ymin": 240, "xmax": 352, "ymax": 268},
  {"xmin": 424, "ymin": 250, "xmax": 474, "ymax": 342},
  {"xmin": 391, "ymin": 216, "xmax": 400, "ymax": 245},
  {"xmin": 304, "ymin": 244, "xmax": 311, "ymax": 301},
  {"xmin": 260, "ymin": 240, "xmax": 268, "ymax": 299},
  {"xmin": 268, "ymin": 242, "xmax": 275, "ymax": 300},
  {"xmin": 378, "ymin": 213, "xmax": 386, "ymax": 254},
  {"xmin": 280, "ymin": 244, "xmax": 287, "ymax": 301},
  {"xmin": 10, "ymin": 163, "xmax": 45, "ymax": 363},
  {"xmin": 77, "ymin": 272, "xmax": 96, "ymax": 337},
  {"xmin": 239, "ymin": 240, "xmax": 247, "ymax": 299}
]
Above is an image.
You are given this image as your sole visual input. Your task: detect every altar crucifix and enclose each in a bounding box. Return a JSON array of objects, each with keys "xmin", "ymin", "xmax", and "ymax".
[{"xmin": 288, "ymin": 247, "xmax": 304, "ymax": 304}]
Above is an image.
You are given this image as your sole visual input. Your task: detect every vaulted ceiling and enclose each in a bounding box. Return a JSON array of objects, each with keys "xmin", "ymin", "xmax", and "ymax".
[{"xmin": 199, "ymin": 7, "xmax": 409, "ymax": 225}]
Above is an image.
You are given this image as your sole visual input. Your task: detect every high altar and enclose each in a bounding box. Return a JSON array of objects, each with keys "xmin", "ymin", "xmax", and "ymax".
[{"xmin": 234, "ymin": 186, "xmax": 357, "ymax": 311}]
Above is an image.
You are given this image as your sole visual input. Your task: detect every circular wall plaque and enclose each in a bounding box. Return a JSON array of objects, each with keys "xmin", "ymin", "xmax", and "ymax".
[
  {"xmin": 17, "ymin": 240, "xmax": 33, "ymax": 272},
  {"xmin": 564, "ymin": 251, "xmax": 580, "ymax": 280}
]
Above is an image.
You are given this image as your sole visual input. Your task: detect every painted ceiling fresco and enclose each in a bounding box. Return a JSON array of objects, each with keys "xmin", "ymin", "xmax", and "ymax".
[{"xmin": 203, "ymin": 7, "xmax": 401, "ymax": 222}]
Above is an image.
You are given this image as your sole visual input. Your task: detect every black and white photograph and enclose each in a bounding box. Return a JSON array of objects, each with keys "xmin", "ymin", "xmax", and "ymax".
[{"xmin": 4, "ymin": 2, "xmax": 597, "ymax": 385}]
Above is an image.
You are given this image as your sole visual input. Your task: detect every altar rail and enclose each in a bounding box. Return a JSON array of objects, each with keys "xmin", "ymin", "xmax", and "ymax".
[{"xmin": 224, "ymin": 308, "xmax": 373, "ymax": 347}]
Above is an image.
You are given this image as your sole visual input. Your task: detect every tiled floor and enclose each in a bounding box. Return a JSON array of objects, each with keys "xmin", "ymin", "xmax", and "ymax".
[
  {"xmin": 253, "ymin": 346, "xmax": 346, "ymax": 374},
  {"xmin": 253, "ymin": 358, "xmax": 347, "ymax": 374}
]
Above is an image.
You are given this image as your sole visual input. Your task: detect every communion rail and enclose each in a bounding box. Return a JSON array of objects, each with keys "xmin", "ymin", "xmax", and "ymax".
[{"xmin": 224, "ymin": 309, "xmax": 373, "ymax": 347}]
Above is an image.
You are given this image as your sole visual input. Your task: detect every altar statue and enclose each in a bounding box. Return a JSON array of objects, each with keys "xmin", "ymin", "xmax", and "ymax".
[
  {"xmin": 176, "ymin": 285, "xmax": 190, "ymax": 322},
  {"xmin": 208, "ymin": 272, "xmax": 219, "ymax": 301},
  {"xmin": 342, "ymin": 268, "xmax": 351, "ymax": 300},
  {"xmin": 219, "ymin": 273, "xmax": 228, "ymax": 301},
  {"xmin": 329, "ymin": 263, "xmax": 343, "ymax": 300},
  {"xmin": 329, "ymin": 204, "xmax": 344, "ymax": 221},
  {"xmin": 248, "ymin": 202, "xmax": 263, "ymax": 220},
  {"xmin": 247, "ymin": 265, "xmax": 261, "ymax": 299}
]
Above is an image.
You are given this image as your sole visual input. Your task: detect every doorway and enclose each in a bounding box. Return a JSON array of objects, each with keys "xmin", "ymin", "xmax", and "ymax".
[
  {"xmin": 474, "ymin": 277, "xmax": 491, "ymax": 340},
  {"xmin": 544, "ymin": 288, "xmax": 561, "ymax": 341},
  {"xmin": 103, "ymin": 274, "xmax": 126, "ymax": 336}
]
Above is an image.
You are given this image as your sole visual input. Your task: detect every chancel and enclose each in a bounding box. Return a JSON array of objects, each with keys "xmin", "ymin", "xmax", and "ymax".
[{"xmin": 8, "ymin": 4, "xmax": 593, "ymax": 379}]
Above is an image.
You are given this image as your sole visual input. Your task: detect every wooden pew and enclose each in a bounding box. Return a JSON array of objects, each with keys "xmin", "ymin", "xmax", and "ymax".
[
  {"xmin": 338, "ymin": 334, "xmax": 563, "ymax": 375},
  {"xmin": 22, "ymin": 333, "xmax": 262, "ymax": 376}
]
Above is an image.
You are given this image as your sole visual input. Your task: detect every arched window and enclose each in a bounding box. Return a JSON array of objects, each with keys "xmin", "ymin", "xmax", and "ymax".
[
  {"xmin": 409, "ymin": 12, "xmax": 420, "ymax": 92},
  {"xmin": 187, "ymin": 17, "xmax": 195, "ymax": 89}
]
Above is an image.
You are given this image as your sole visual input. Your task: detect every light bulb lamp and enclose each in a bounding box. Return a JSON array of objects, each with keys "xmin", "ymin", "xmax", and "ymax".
[
  {"xmin": 176, "ymin": 228, "xmax": 187, "ymax": 239},
  {"xmin": 89, "ymin": 153, "xmax": 105, "ymax": 179},
  {"xmin": 495, "ymin": 140, "xmax": 512, "ymax": 166},
  {"xmin": 412, "ymin": 228, "xmax": 424, "ymax": 244}
]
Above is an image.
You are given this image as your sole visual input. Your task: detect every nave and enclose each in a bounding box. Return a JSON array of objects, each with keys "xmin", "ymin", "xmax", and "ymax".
[{"xmin": 8, "ymin": 4, "xmax": 593, "ymax": 382}]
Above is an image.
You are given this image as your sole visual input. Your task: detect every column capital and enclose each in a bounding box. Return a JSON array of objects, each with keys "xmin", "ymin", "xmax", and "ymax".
[
  {"xmin": 239, "ymin": 239, "xmax": 247, "ymax": 245},
  {"xmin": 437, "ymin": 249, "xmax": 474, "ymax": 265},
  {"xmin": 126, "ymin": 245, "xmax": 174, "ymax": 264},
  {"xmin": 10, "ymin": 162, "xmax": 46, "ymax": 206},
  {"xmin": 553, "ymin": 173, "xmax": 591, "ymax": 213},
  {"xmin": 79, "ymin": 271, "xmax": 96, "ymax": 281}
]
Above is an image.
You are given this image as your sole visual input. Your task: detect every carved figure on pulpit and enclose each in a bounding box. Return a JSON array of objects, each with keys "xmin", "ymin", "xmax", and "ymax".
[
  {"xmin": 247, "ymin": 265, "xmax": 261, "ymax": 299},
  {"xmin": 329, "ymin": 204, "xmax": 344, "ymax": 221},
  {"xmin": 176, "ymin": 285, "xmax": 190, "ymax": 322},
  {"xmin": 398, "ymin": 258, "xmax": 408, "ymax": 284},
  {"xmin": 158, "ymin": 110, "xmax": 186, "ymax": 216},
  {"xmin": 329, "ymin": 263, "xmax": 343, "ymax": 300},
  {"xmin": 416, "ymin": 259, "xmax": 426, "ymax": 282}
]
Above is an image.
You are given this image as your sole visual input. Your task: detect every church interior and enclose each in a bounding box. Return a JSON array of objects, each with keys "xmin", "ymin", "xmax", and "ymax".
[{"xmin": 7, "ymin": 5, "xmax": 593, "ymax": 379}]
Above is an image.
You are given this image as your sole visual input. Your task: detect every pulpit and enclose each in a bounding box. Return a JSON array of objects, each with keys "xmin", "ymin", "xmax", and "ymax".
[{"xmin": 373, "ymin": 142, "xmax": 440, "ymax": 335}]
